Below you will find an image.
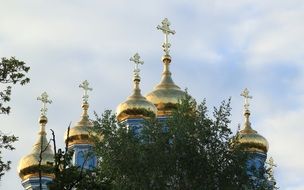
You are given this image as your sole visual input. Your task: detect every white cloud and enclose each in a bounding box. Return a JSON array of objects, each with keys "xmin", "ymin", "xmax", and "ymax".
[{"xmin": 259, "ymin": 108, "xmax": 304, "ymax": 189}]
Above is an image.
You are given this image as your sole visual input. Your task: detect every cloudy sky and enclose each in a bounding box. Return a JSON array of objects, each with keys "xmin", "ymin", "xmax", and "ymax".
[{"xmin": 1, "ymin": 0, "xmax": 304, "ymax": 189}]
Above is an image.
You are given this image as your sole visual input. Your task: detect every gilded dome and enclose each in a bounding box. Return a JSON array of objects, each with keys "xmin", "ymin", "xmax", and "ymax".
[
  {"xmin": 18, "ymin": 115, "xmax": 55, "ymax": 180},
  {"xmin": 65, "ymin": 102, "xmax": 94, "ymax": 146},
  {"xmin": 146, "ymin": 55, "xmax": 186, "ymax": 116},
  {"xmin": 236, "ymin": 89, "xmax": 269, "ymax": 154},
  {"xmin": 117, "ymin": 78, "xmax": 157, "ymax": 122},
  {"xmin": 65, "ymin": 80, "xmax": 95, "ymax": 146},
  {"xmin": 237, "ymin": 110, "xmax": 269, "ymax": 154},
  {"xmin": 117, "ymin": 53, "xmax": 157, "ymax": 122}
]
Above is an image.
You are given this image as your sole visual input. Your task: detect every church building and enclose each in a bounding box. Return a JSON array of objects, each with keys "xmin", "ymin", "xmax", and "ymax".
[{"xmin": 17, "ymin": 18, "xmax": 271, "ymax": 190}]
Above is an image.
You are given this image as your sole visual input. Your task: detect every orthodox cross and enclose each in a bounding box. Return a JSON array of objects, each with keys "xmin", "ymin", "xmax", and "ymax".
[
  {"xmin": 129, "ymin": 53, "xmax": 144, "ymax": 79},
  {"xmin": 157, "ymin": 18, "xmax": 176, "ymax": 55},
  {"xmin": 240, "ymin": 88, "xmax": 252, "ymax": 111},
  {"xmin": 37, "ymin": 92, "xmax": 52, "ymax": 116},
  {"xmin": 79, "ymin": 80, "xmax": 93, "ymax": 103}
]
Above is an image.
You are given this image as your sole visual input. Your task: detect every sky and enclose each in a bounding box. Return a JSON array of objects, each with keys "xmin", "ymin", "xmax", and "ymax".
[{"xmin": 0, "ymin": 0, "xmax": 304, "ymax": 189}]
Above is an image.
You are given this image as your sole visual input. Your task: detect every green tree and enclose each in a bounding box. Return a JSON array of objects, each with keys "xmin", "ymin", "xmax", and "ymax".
[
  {"xmin": 246, "ymin": 157, "xmax": 278, "ymax": 190},
  {"xmin": 0, "ymin": 132, "xmax": 18, "ymax": 179},
  {"xmin": 91, "ymin": 95, "xmax": 253, "ymax": 189},
  {"xmin": 48, "ymin": 95, "xmax": 277, "ymax": 189},
  {"xmin": 0, "ymin": 57, "xmax": 30, "ymax": 180},
  {"xmin": 0, "ymin": 57, "xmax": 30, "ymax": 114},
  {"xmin": 48, "ymin": 127, "xmax": 102, "ymax": 190},
  {"xmin": 48, "ymin": 127, "xmax": 86, "ymax": 190}
]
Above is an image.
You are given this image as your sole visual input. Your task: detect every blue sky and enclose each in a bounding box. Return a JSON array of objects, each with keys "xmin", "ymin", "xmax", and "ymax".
[{"xmin": 1, "ymin": 1, "xmax": 304, "ymax": 189}]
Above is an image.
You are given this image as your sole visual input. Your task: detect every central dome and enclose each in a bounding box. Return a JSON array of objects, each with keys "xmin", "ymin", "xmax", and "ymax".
[{"xmin": 146, "ymin": 55, "xmax": 186, "ymax": 116}]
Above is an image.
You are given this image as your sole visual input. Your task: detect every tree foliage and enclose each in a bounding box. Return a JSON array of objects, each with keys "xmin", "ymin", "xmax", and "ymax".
[
  {"xmin": 48, "ymin": 127, "xmax": 86, "ymax": 190},
  {"xmin": 0, "ymin": 132, "xmax": 18, "ymax": 179},
  {"xmin": 0, "ymin": 57, "xmax": 29, "ymax": 180},
  {"xmin": 90, "ymin": 95, "xmax": 253, "ymax": 189},
  {"xmin": 47, "ymin": 95, "xmax": 277, "ymax": 189},
  {"xmin": 0, "ymin": 57, "xmax": 30, "ymax": 114},
  {"xmin": 48, "ymin": 126, "xmax": 102, "ymax": 190}
]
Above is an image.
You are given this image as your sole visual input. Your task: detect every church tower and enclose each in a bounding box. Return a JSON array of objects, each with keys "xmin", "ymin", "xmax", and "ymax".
[
  {"xmin": 237, "ymin": 88, "xmax": 269, "ymax": 185},
  {"xmin": 116, "ymin": 53, "xmax": 157, "ymax": 131},
  {"xmin": 18, "ymin": 92, "xmax": 54, "ymax": 190},
  {"xmin": 64, "ymin": 80, "xmax": 96, "ymax": 169},
  {"xmin": 146, "ymin": 18, "xmax": 186, "ymax": 119}
]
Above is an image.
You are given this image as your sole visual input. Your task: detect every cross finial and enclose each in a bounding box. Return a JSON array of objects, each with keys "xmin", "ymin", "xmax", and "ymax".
[
  {"xmin": 157, "ymin": 18, "xmax": 176, "ymax": 55},
  {"xmin": 240, "ymin": 88, "xmax": 252, "ymax": 111},
  {"xmin": 129, "ymin": 53, "xmax": 144, "ymax": 80},
  {"xmin": 37, "ymin": 92, "xmax": 52, "ymax": 116},
  {"xmin": 79, "ymin": 80, "xmax": 93, "ymax": 103}
]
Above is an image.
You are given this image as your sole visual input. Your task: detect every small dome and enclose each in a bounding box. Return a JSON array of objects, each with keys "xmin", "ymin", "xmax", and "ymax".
[
  {"xmin": 65, "ymin": 103, "xmax": 94, "ymax": 146},
  {"xmin": 237, "ymin": 110, "xmax": 269, "ymax": 154},
  {"xmin": 117, "ymin": 53, "xmax": 157, "ymax": 122},
  {"xmin": 235, "ymin": 88, "xmax": 269, "ymax": 154},
  {"xmin": 146, "ymin": 55, "xmax": 186, "ymax": 116},
  {"xmin": 117, "ymin": 79, "xmax": 157, "ymax": 122},
  {"xmin": 238, "ymin": 127, "xmax": 269, "ymax": 153},
  {"xmin": 65, "ymin": 80, "xmax": 95, "ymax": 146},
  {"xmin": 18, "ymin": 116, "xmax": 54, "ymax": 180}
]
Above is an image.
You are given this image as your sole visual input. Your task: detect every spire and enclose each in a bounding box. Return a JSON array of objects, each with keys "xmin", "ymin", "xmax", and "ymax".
[
  {"xmin": 129, "ymin": 53, "xmax": 144, "ymax": 95},
  {"xmin": 240, "ymin": 88, "xmax": 254, "ymax": 131}
]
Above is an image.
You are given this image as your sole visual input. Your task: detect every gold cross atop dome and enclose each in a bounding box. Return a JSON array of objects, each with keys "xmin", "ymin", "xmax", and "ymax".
[
  {"xmin": 129, "ymin": 53, "xmax": 144, "ymax": 80},
  {"xmin": 37, "ymin": 92, "xmax": 52, "ymax": 116},
  {"xmin": 157, "ymin": 18, "xmax": 176, "ymax": 55},
  {"xmin": 240, "ymin": 88, "xmax": 252, "ymax": 112},
  {"xmin": 79, "ymin": 80, "xmax": 93, "ymax": 103}
]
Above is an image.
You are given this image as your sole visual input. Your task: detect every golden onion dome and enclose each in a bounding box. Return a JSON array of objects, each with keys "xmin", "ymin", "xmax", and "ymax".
[
  {"xmin": 145, "ymin": 55, "xmax": 186, "ymax": 116},
  {"xmin": 18, "ymin": 115, "xmax": 55, "ymax": 181},
  {"xmin": 65, "ymin": 102, "xmax": 93, "ymax": 146},
  {"xmin": 237, "ymin": 110, "xmax": 269, "ymax": 153},
  {"xmin": 117, "ymin": 78, "xmax": 157, "ymax": 122},
  {"xmin": 146, "ymin": 18, "xmax": 186, "ymax": 116},
  {"xmin": 65, "ymin": 80, "xmax": 94, "ymax": 146},
  {"xmin": 237, "ymin": 88, "xmax": 269, "ymax": 154},
  {"xmin": 116, "ymin": 53, "xmax": 157, "ymax": 122}
]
